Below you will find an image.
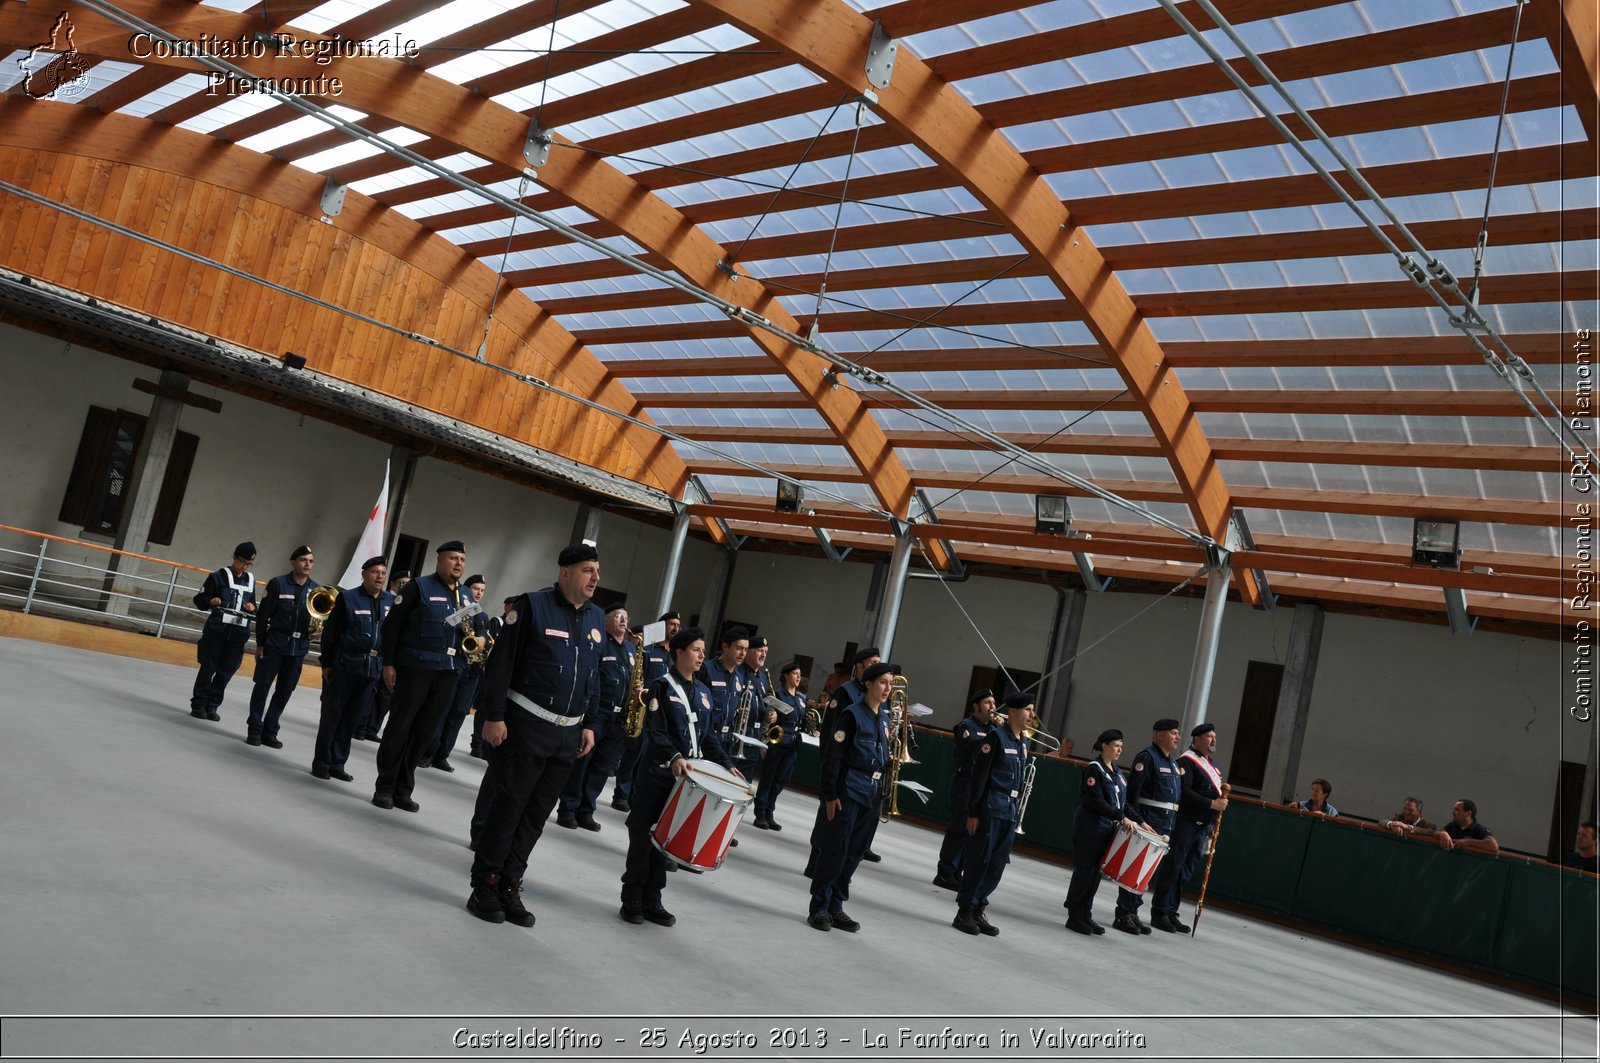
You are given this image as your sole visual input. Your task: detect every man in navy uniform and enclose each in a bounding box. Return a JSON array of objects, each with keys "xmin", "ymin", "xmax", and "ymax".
[
  {"xmin": 310, "ymin": 556, "xmax": 392, "ymax": 782},
  {"xmin": 733, "ymin": 636, "xmax": 771, "ymax": 783},
  {"xmin": 806, "ymin": 647, "xmax": 882, "ymax": 875},
  {"xmin": 952, "ymin": 692, "xmax": 1032, "ymax": 936},
  {"xmin": 557, "ymin": 603, "xmax": 634, "ymax": 832},
  {"xmin": 470, "ymin": 597, "xmax": 517, "ymax": 761},
  {"xmin": 354, "ymin": 570, "xmax": 410, "ymax": 742},
  {"xmin": 612, "ymin": 610, "xmax": 679, "ymax": 812},
  {"xmin": 808, "ymin": 661, "xmax": 897, "ymax": 933},
  {"xmin": 700, "ymin": 627, "xmax": 749, "ymax": 764},
  {"xmin": 421, "ymin": 573, "xmax": 490, "ymax": 772},
  {"xmin": 190, "ymin": 541, "xmax": 257, "ymax": 721},
  {"xmin": 1150, "ymin": 722, "xmax": 1229, "ymax": 933},
  {"xmin": 934, "ymin": 688, "xmax": 996, "ymax": 890},
  {"xmin": 246, "ymin": 545, "xmax": 317, "ymax": 748},
  {"xmin": 466, "ymin": 543, "xmax": 604, "ymax": 928},
  {"xmin": 373, "ymin": 540, "xmax": 471, "ymax": 813},
  {"xmin": 1114, "ymin": 718, "xmax": 1183, "ymax": 935},
  {"xmin": 753, "ymin": 660, "xmax": 806, "ymax": 830}
]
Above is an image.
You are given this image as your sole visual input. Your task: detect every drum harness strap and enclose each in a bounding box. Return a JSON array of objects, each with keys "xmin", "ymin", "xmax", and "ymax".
[
  {"xmin": 508, "ymin": 689, "xmax": 583, "ymax": 728},
  {"xmin": 662, "ymin": 672, "xmax": 700, "ymax": 759}
]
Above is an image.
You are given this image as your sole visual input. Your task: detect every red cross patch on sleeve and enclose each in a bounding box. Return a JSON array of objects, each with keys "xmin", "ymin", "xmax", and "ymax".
[{"xmin": 1086, "ymin": 776, "xmax": 1095, "ymax": 786}]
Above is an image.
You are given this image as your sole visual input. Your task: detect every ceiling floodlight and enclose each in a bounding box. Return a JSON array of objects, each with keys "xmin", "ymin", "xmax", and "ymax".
[
  {"xmin": 776, "ymin": 480, "xmax": 803, "ymax": 513},
  {"xmin": 1035, "ymin": 495, "xmax": 1070, "ymax": 536},
  {"xmin": 1411, "ymin": 518, "xmax": 1461, "ymax": 570}
]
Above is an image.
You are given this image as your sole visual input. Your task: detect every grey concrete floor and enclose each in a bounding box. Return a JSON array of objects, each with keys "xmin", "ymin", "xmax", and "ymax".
[{"xmin": 0, "ymin": 636, "xmax": 1593, "ymax": 1061}]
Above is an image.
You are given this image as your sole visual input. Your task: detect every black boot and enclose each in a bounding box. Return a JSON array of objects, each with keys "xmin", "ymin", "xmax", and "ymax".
[
  {"xmin": 1112, "ymin": 910, "xmax": 1142, "ymax": 936},
  {"xmin": 466, "ymin": 874, "xmax": 506, "ymax": 924},
  {"xmin": 497, "ymin": 877, "xmax": 535, "ymax": 927},
  {"xmin": 973, "ymin": 905, "xmax": 999, "ymax": 937},
  {"xmin": 952, "ymin": 906, "xmax": 980, "ymax": 936}
]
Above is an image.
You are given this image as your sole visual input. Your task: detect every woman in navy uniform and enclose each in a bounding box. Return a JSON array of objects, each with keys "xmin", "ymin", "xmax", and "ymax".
[
  {"xmin": 753, "ymin": 660, "xmax": 806, "ymax": 830},
  {"xmin": 952, "ymin": 692, "xmax": 1033, "ymax": 937},
  {"xmin": 189, "ymin": 541, "xmax": 256, "ymax": 721},
  {"xmin": 618, "ymin": 626, "xmax": 737, "ymax": 927},
  {"xmin": 1064, "ymin": 728, "xmax": 1133, "ymax": 935},
  {"xmin": 934, "ymin": 688, "xmax": 996, "ymax": 889},
  {"xmin": 247, "ymin": 545, "xmax": 317, "ymax": 748},
  {"xmin": 808, "ymin": 660, "xmax": 897, "ymax": 933},
  {"xmin": 310, "ymin": 556, "xmax": 392, "ymax": 783}
]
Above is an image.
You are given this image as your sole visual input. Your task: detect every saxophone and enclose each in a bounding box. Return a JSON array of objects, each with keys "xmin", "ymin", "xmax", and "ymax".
[
  {"xmin": 624, "ymin": 631, "xmax": 647, "ymax": 739},
  {"xmin": 879, "ymin": 673, "xmax": 912, "ymax": 822}
]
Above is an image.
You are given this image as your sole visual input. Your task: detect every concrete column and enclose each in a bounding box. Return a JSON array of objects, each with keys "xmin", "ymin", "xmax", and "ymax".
[
  {"xmin": 1040, "ymin": 587, "xmax": 1087, "ymax": 742},
  {"xmin": 571, "ymin": 503, "xmax": 602, "ymax": 546},
  {"xmin": 1180, "ymin": 559, "xmax": 1232, "ymax": 735},
  {"xmin": 872, "ymin": 530, "xmax": 915, "ymax": 659},
  {"xmin": 654, "ymin": 505, "xmax": 691, "ymax": 620},
  {"xmin": 104, "ymin": 369, "xmax": 188, "ymax": 617},
  {"xmin": 858, "ymin": 558, "xmax": 888, "ymax": 647},
  {"xmin": 382, "ymin": 447, "xmax": 419, "ymax": 562},
  {"xmin": 1262, "ymin": 602, "xmax": 1325, "ymax": 804},
  {"xmin": 698, "ymin": 546, "xmax": 737, "ymax": 642}
]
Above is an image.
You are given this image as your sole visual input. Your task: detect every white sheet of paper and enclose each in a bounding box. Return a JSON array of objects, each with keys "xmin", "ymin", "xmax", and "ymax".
[
  {"xmin": 445, "ymin": 600, "xmax": 484, "ymax": 626},
  {"xmin": 642, "ymin": 619, "xmax": 667, "ymax": 644},
  {"xmin": 908, "ymin": 701, "xmax": 935, "ymax": 717},
  {"xmin": 895, "ymin": 779, "xmax": 934, "ymax": 803}
]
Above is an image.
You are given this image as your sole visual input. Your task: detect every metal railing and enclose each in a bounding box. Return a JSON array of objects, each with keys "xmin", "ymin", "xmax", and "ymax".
[{"xmin": 0, "ymin": 524, "xmax": 263, "ymax": 645}]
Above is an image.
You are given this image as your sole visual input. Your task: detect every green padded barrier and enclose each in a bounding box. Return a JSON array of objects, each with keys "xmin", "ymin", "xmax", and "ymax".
[
  {"xmin": 1495, "ymin": 861, "xmax": 1598, "ymax": 998},
  {"xmin": 1201, "ymin": 801, "xmax": 1311, "ymax": 914}
]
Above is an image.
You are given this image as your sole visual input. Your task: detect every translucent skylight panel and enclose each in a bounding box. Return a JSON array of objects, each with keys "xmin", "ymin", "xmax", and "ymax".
[
  {"xmin": 176, "ymin": 91, "xmax": 279, "ymax": 134},
  {"xmin": 200, "ymin": 0, "xmax": 262, "ymax": 11},
  {"xmin": 236, "ymin": 106, "xmax": 366, "ymax": 154},
  {"xmin": 41, "ymin": 61, "xmax": 146, "ymax": 103},
  {"xmin": 652, "ymin": 407, "xmax": 827, "ymax": 430},
  {"xmin": 115, "ymin": 73, "xmax": 212, "ymax": 118},
  {"xmin": 1358, "ymin": 0, "xmax": 1468, "ymax": 34}
]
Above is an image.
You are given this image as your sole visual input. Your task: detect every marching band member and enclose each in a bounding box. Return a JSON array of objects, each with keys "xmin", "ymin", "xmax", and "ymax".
[
  {"xmin": 807, "ymin": 660, "xmax": 898, "ymax": 933},
  {"xmin": 373, "ymin": 541, "xmax": 470, "ymax": 813},
  {"xmin": 470, "ymin": 597, "xmax": 517, "ymax": 760},
  {"xmin": 952, "ymin": 692, "xmax": 1033, "ymax": 936},
  {"xmin": 612, "ymin": 611, "xmax": 679, "ymax": 813},
  {"xmin": 806, "ymin": 647, "xmax": 881, "ymax": 876},
  {"xmin": 557, "ymin": 603, "xmax": 634, "ymax": 831},
  {"xmin": 619, "ymin": 626, "xmax": 736, "ymax": 927},
  {"xmin": 1149, "ymin": 723, "xmax": 1228, "ymax": 933},
  {"xmin": 934, "ymin": 689, "xmax": 996, "ymax": 890},
  {"xmin": 466, "ymin": 544, "xmax": 603, "ymax": 928},
  {"xmin": 734, "ymin": 636, "xmax": 771, "ymax": 783},
  {"xmin": 753, "ymin": 660, "xmax": 806, "ymax": 830},
  {"xmin": 246, "ymin": 545, "xmax": 317, "ymax": 749},
  {"xmin": 354, "ymin": 570, "xmax": 410, "ymax": 743},
  {"xmin": 189, "ymin": 541, "xmax": 256, "ymax": 722},
  {"xmin": 699, "ymin": 627, "xmax": 748, "ymax": 763},
  {"xmin": 420, "ymin": 573, "xmax": 490, "ymax": 772},
  {"xmin": 1064, "ymin": 728, "xmax": 1132, "ymax": 935},
  {"xmin": 1114, "ymin": 718, "xmax": 1183, "ymax": 936},
  {"xmin": 310, "ymin": 556, "xmax": 392, "ymax": 782}
]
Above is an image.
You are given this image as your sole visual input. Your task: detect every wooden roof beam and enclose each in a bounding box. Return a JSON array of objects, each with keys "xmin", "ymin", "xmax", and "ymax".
[{"xmin": 1529, "ymin": 0, "xmax": 1600, "ymax": 145}]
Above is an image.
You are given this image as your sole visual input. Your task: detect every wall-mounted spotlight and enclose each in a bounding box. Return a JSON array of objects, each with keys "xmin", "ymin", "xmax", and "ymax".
[
  {"xmin": 1411, "ymin": 518, "xmax": 1461, "ymax": 570},
  {"xmin": 776, "ymin": 480, "xmax": 803, "ymax": 513},
  {"xmin": 1035, "ymin": 494, "xmax": 1070, "ymax": 536}
]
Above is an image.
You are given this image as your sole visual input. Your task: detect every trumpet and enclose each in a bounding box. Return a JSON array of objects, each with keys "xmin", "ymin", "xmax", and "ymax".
[
  {"xmin": 306, "ymin": 584, "xmax": 338, "ymax": 635},
  {"xmin": 1000, "ymin": 717, "xmax": 1062, "ymax": 835}
]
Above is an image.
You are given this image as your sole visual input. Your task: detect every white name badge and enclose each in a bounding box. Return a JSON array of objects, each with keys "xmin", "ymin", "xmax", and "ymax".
[{"xmin": 545, "ymin": 628, "xmax": 568, "ymax": 638}]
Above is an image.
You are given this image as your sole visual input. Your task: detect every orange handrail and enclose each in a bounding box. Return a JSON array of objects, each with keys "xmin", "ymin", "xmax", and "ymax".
[{"xmin": 0, "ymin": 523, "xmax": 266, "ymax": 587}]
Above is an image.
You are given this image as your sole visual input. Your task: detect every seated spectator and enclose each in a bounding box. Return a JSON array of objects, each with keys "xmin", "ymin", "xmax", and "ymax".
[
  {"xmin": 1563, "ymin": 821, "xmax": 1599, "ymax": 873},
  {"xmin": 1383, "ymin": 796, "xmax": 1437, "ymax": 837},
  {"xmin": 1436, "ymin": 798, "xmax": 1499, "ymax": 855},
  {"xmin": 1295, "ymin": 778, "xmax": 1339, "ymax": 816}
]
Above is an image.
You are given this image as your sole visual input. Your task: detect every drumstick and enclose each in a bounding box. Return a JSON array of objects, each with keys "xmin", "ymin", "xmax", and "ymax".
[{"xmin": 1190, "ymin": 783, "xmax": 1230, "ymax": 937}]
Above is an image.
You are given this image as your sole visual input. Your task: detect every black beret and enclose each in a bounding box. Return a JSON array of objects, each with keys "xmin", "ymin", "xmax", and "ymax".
[
  {"xmin": 290, "ymin": 545, "xmax": 313, "ymax": 560},
  {"xmin": 721, "ymin": 626, "xmax": 750, "ymax": 644},
  {"xmin": 1003, "ymin": 692, "xmax": 1035, "ymax": 710},
  {"xmin": 670, "ymin": 626, "xmax": 705, "ymax": 652},
  {"xmin": 392, "ymin": 570, "xmax": 411, "ymax": 580},
  {"xmin": 465, "ymin": 574, "xmax": 484, "ymax": 586},
  {"xmin": 1154, "ymin": 717, "xmax": 1181, "ymax": 732},
  {"xmin": 361, "ymin": 556, "xmax": 386, "ymax": 571},
  {"xmin": 853, "ymin": 647, "xmax": 881, "ymax": 665},
  {"xmin": 503, "ymin": 596, "xmax": 518, "ymax": 606},
  {"xmin": 861, "ymin": 661, "xmax": 900, "ymax": 683},
  {"xmin": 1192, "ymin": 722, "xmax": 1216, "ymax": 737},
  {"xmin": 557, "ymin": 543, "xmax": 597, "ymax": 566},
  {"xmin": 969, "ymin": 688, "xmax": 994, "ymax": 706},
  {"xmin": 233, "ymin": 541, "xmax": 256, "ymax": 560},
  {"xmin": 778, "ymin": 660, "xmax": 802, "ymax": 675},
  {"xmin": 748, "ymin": 636, "xmax": 768, "ymax": 649},
  {"xmin": 604, "ymin": 602, "xmax": 627, "ymax": 615},
  {"xmin": 1093, "ymin": 728, "xmax": 1123, "ymax": 750},
  {"xmin": 436, "ymin": 540, "xmax": 465, "ymax": 554},
  {"xmin": 658, "ymin": 611, "xmax": 680, "ymax": 623}
]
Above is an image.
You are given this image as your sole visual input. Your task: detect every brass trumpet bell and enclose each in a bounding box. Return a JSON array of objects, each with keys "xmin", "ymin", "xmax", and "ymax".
[{"xmin": 307, "ymin": 585, "xmax": 339, "ymax": 633}]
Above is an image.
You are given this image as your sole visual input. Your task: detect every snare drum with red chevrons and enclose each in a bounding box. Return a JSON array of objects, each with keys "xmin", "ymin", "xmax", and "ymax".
[
  {"xmin": 650, "ymin": 759, "xmax": 755, "ymax": 872},
  {"xmin": 1099, "ymin": 820, "xmax": 1170, "ymax": 894}
]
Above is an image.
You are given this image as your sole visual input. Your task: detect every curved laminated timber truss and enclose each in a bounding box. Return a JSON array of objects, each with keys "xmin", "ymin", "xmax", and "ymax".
[{"xmin": 0, "ymin": 0, "xmax": 1593, "ymax": 632}]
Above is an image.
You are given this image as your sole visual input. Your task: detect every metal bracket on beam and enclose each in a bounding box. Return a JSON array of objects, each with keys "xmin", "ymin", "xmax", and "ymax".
[
  {"xmin": 814, "ymin": 525, "xmax": 851, "ymax": 562},
  {"xmin": 1443, "ymin": 586, "xmax": 1475, "ymax": 636},
  {"xmin": 524, "ymin": 122, "xmax": 553, "ymax": 169},
  {"xmin": 1071, "ymin": 550, "xmax": 1109, "ymax": 593},
  {"xmin": 1230, "ymin": 509, "xmax": 1275, "ymax": 610},
  {"xmin": 320, "ymin": 177, "xmax": 346, "ymax": 219},
  {"xmin": 865, "ymin": 20, "xmax": 898, "ymax": 90}
]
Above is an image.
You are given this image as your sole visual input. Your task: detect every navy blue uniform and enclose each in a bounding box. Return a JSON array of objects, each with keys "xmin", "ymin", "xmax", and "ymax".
[
  {"xmin": 614, "ymin": 641, "xmax": 670, "ymax": 805},
  {"xmin": 560, "ymin": 632, "xmax": 636, "ymax": 818},
  {"xmin": 621, "ymin": 670, "xmax": 732, "ymax": 908},
  {"xmin": 312, "ymin": 585, "xmax": 393, "ymax": 775},
  {"xmin": 471, "ymin": 585, "xmax": 603, "ymax": 884},
  {"xmin": 936, "ymin": 713, "xmax": 990, "ymax": 880},
  {"xmin": 805, "ymin": 676, "xmax": 869, "ymax": 875},
  {"xmin": 956, "ymin": 724, "xmax": 1025, "ymax": 909},
  {"xmin": 374, "ymin": 574, "xmax": 471, "ymax": 803},
  {"xmin": 1118, "ymin": 743, "xmax": 1181, "ymax": 915},
  {"xmin": 753, "ymin": 684, "xmax": 806, "ymax": 822},
  {"xmin": 422, "ymin": 608, "xmax": 490, "ymax": 766},
  {"xmin": 247, "ymin": 573, "xmax": 317, "ymax": 740},
  {"xmin": 1064, "ymin": 758, "xmax": 1128, "ymax": 922},
  {"xmin": 1151, "ymin": 747, "xmax": 1224, "ymax": 919},
  {"xmin": 809, "ymin": 700, "xmax": 889, "ymax": 918},
  {"xmin": 189, "ymin": 566, "xmax": 255, "ymax": 718},
  {"xmin": 731, "ymin": 663, "xmax": 768, "ymax": 781},
  {"xmin": 699, "ymin": 658, "xmax": 747, "ymax": 764}
]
